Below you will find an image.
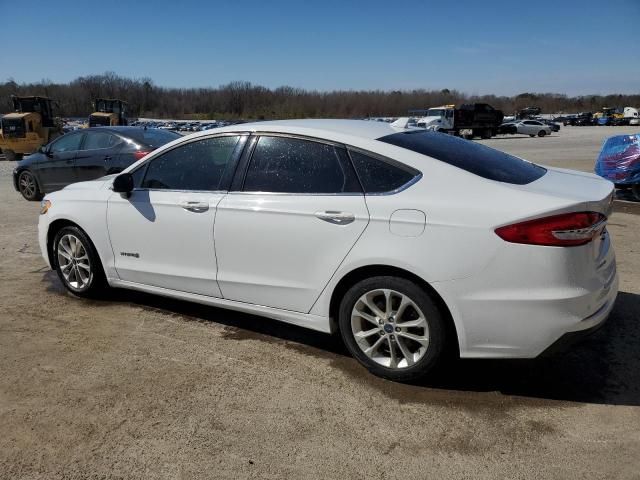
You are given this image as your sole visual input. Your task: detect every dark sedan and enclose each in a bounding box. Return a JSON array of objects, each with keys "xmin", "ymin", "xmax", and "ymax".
[{"xmin": 13, "ymin": 127, "xmax": 180, "ymax": 200}]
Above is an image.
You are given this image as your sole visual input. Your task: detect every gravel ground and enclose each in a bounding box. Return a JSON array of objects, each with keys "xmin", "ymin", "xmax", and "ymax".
[{"xmin": 1, "ymin": 126, "xmax": 640, "ymax": 479}]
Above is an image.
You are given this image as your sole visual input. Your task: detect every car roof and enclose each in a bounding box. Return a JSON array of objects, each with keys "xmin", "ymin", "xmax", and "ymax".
[
  {"xmin": 82, "ymin": 126, "xmax": 168, "ymax": 135},
  {"xmin": 190, "ymin": 119, "xmax": 403, "ymax": 143}
]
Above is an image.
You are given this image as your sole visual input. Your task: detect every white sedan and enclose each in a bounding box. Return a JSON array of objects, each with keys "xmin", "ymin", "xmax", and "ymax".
[
  {"xmin": 37, "ymin": 120, "xmax": 617, "ymax": 381},
  {"xmin": 516, "ymin": 120, "xmax": 553, "ymax": 137}
]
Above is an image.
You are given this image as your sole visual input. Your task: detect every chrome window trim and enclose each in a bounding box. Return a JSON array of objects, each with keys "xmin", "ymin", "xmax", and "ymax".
[{"xmin": 129, "ymin": 132, "xmax": 250, "ymax": 175}]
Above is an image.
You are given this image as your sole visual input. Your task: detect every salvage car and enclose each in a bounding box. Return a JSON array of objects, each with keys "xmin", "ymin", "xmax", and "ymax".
[
  {"xmin": 37, "ymin": 120, "xmax": 618, "ymax": 381},
  {"xmin": 13, "ymin": 127, "xmax": 180, "ymax": 200}
]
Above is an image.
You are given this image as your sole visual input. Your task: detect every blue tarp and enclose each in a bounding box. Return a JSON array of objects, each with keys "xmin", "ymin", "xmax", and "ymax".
[{"xmin": 595, "ymin": 134, "xmax": 640, "ymax": 185}]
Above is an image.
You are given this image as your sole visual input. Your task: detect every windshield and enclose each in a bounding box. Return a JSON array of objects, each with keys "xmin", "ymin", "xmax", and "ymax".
[
  {"xmin": 377, "ymin": 130, "xmax": 547, "ymax": 185},
  {"xmin": 426, "ymin": 109, "xmax": 445, "ymax": 117}
]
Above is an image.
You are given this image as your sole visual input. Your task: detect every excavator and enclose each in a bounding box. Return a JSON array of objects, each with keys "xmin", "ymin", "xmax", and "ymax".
[
  {"xmin": 88, "ymin": 98, "xmax": 128, "ymax": 127},
  {"xmin": 0, "ymin": 96, "xmax": 63, "ymax": 161}
]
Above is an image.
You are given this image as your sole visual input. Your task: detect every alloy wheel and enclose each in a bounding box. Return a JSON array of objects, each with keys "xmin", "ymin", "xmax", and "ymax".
[
  {"xmin": 57, "ymin": 234, "xmax": 92, "ymax": 290},
  {"xmin": 19, "ymin": 172, "xmax": 37, "ymax": 199},
  {"xmin": 351, "ymin": 289, "xmax": 429, "ymax": 369}
]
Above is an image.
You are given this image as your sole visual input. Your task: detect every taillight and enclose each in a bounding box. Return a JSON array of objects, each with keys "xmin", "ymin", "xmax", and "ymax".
[
  {"xmin": 133, "ymin": 151, "xmax": 150, "ymax": 160},
  {"xmin": 495, "ymin": 211, "xmax": 607, "ymax": 247}
]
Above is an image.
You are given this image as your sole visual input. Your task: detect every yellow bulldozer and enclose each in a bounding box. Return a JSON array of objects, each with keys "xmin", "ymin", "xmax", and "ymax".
[
  {"xmin": 88, "ymin": 98, "xmax": 128, "ymax": 127},
  {"xmin": 0, "ymin": 96, "xmax": 63, "ymax": 161}
]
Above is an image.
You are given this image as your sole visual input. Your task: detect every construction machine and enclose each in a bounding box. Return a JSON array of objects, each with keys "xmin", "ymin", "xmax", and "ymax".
[
  {"xmin": 0, "ymin": 96, "xmax": 63, "ymax": 161},
  {"xmin": 593, "ymin": 107, "xmax": 624, "ymax": 126},
  {"xmin": 88, "ymin": 98, "xmax": 128, "ymax": 127}
]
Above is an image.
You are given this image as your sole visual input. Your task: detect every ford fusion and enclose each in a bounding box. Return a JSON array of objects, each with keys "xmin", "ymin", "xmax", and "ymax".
[{"xmin": 37, "ymin": 120, "xmax": 618, "ymax": 381}]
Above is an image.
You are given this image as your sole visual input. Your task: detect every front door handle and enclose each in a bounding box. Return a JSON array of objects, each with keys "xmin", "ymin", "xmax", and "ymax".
[
  {"xmin": 180, "ymin": 201, "xmax": 209, "ymax": 213},
  {"xmin": 315, "ymin": 211, "xmax": 355, "ymax": 225}
]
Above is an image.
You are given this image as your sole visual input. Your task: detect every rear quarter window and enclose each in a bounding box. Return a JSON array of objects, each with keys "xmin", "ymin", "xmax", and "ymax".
[
  {"xmin": 126, "ymin": 129, "xmax": 181, "ymax": 148},
  {"xmin": 378, "ymin": 131, "xmax": 546, "ymax": 185},
  {"xmin": 349, "ymin": 150, "xmax": 419, "ymax": 194}
]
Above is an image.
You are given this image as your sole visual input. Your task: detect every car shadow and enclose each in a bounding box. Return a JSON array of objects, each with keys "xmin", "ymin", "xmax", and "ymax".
[{"xmin": 46, "ymin": 270, "xmax": 640, "ymax": 406}]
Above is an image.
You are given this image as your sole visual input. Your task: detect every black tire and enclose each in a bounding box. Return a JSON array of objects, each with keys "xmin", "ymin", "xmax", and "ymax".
[
  {"xmin": 338, "ymin": 276, "xmax": 448, "ymax": 382},
  {"xmin": 538, "ymin": 130, "xmax": 547, "ymax": 137},
  {"xmin": 17, "ymin": 170, "xmax": 43, "ymax": 201},
  {"xmin": 3, "ymin": 149, "xmax": 16, "ymax": 162},
  {"xmin": 632, "ymin": 184, "xmax": 640, "ymax": 202},
  {"xmin": 52, "ymin": 226, "xmax": 107, "ymax": 298}
]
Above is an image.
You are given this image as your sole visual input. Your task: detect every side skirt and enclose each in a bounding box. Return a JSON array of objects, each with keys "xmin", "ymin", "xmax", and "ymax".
[{"xmin": 107, "ymin": 278, "xmax": 332, "ymax": 333}]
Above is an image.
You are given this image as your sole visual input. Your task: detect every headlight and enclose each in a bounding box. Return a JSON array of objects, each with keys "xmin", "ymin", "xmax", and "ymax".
[{"xmin": 40, "ymin": 199, "xmax": 51, "ymax": 215}]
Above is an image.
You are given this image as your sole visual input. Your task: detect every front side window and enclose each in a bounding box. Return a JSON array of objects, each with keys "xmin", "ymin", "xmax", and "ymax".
[
  {"xmin": 243, "ymin": 136, "xmax": 361, "ymax": 194},
  {"xmin": 141, "ymin": 136, "xmax": 240, "ymax": 191},
  {"xmin": 349, "ymin": 150, "xmax": 418, "ymax": 194},
  {"xmin": 50, "ymin": 133, "xmax": 83, "ymax": 153}
]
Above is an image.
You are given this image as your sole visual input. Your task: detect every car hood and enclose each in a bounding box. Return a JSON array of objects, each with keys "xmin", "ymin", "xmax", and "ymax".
[{"xmin": 16, "ymin": 152, "xmax": 44, "ymax": 168}]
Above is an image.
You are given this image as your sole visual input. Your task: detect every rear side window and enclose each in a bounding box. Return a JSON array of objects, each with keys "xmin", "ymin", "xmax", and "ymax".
[
  {"xmin": 142, "ymin": 136, "xmax": 240, "ymax": 191},
  {"xmin": 83, "ymin": 131, "xmax": 120, "ymax": 150},
  {"xmin": 243, "ymin": 136, "xmax": 361, "ymax": 194},
  {"xmin": 378, "ymin": 131, "xmax": 546, "ymax": 185},
  {"xmin": 349, "ymin": 150, "xmax": 418, "ymax": 194}
]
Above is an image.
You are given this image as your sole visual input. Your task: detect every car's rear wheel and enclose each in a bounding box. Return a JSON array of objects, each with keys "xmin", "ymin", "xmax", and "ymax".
[
  {"xmin": 338, "ymin": 276, "xmax": 447, "ymax": 381},
  {"xmin": 53, "ymin": 226, "xmax": 107, "ymax": 298},
  {"xmin": 538, "ymin": 130, "xmax": 547, "ymax": 137},
  {"xmin": 18, "ymin": 170, "xmax": 43, "ymax": 201}
]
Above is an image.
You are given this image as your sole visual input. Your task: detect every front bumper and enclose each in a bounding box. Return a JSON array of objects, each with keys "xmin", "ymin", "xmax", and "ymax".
[
  {"xmin": 38, "ymin": 213, "xmax": 52, "ymax": 269},
  {"xmin": 12, "ymin": 168, "xmax": 19, "ymax": 192}
]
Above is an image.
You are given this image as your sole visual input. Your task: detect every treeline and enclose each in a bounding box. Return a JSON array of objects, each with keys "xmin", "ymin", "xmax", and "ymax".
[{"xmin": 1, "ymin": 72, "xmax": 639, "ymax": 120}]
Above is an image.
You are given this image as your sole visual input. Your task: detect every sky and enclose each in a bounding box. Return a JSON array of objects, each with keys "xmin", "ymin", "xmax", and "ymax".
[{"xmin": 1, "ymin": 0, "xmax": 639, "ymax": 96}]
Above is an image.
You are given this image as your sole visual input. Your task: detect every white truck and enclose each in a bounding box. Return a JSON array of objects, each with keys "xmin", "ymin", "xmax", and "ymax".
[
  {"xmin": 624, "ymin": 107, "xmax": 639, "ymax": 125},
  {"xmin": 414, "ymin": 103, "xmax": 504, "ymax": 139}
]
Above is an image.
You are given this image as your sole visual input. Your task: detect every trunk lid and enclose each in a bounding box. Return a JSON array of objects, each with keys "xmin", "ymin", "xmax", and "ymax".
[{"xmin": 511, "ymin": 166, "xmax": 615, "ymax": 217}]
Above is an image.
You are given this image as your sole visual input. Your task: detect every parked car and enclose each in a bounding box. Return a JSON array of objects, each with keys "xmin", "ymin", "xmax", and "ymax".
[
  {"xmin": 569, "ymin": 113, "xmax": 594, "ymax": 126},
  {"xmin": 13, "ymin": 127, "xmax": 180, "ymax": 201},
  {"xmin": 539, "ymin": 119, "xmax": 561, "ymax": 132},
  {"xmin": 515, "ymin": 120, "xmax": 552, "ymax": 137},
  {"xmin": 498, "ymin": 122, "xmax": 518, "ymax": 135},
  {"xmin": 37, "ymin": 120, "xmax": 617, "ymax": 381}
]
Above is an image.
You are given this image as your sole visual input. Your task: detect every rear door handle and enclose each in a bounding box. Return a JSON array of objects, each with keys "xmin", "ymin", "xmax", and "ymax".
[
  {"xmin": 180, "ymin": 201, "xmax": 209, "ymax": 213},
  {"xmin": 315, "ymin": 211, "xmax": 355, "ymax": 225}
]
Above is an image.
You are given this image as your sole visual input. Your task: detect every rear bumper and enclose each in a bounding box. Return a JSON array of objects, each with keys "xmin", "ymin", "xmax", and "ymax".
[
  {"xmin": 538, "ymin": 297, "xmax": 612, "ymax": 357},
  {"xmin": 433, "ymin": 233, "xmax": 619, "ymax": 359}
]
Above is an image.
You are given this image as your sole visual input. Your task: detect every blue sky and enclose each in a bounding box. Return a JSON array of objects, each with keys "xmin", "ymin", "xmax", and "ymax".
[{"xmin": 1, "ymin": 0, "xmax": 638, "ymax": 95}]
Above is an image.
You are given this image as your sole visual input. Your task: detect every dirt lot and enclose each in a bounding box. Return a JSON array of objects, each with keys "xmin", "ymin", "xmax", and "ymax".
[{"xmin": 1, "ymin": 127, "xmax": 640, "ymax": 479}]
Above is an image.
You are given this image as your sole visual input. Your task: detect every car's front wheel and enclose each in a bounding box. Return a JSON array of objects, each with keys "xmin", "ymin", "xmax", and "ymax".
[
  {"xmin": 538, "ymin": 130, "xmax": 547, "ymax": 137},
  {"xmin": 339, "ymin": 276, "xmax": 448, "ymax": 381},
  {"xmin": 18, "ymin": 170, "xmax": 43, "ymax": 201},
  {"xmin": 53, "ymin": 226, "xmax": 107, "ymax": 298}
]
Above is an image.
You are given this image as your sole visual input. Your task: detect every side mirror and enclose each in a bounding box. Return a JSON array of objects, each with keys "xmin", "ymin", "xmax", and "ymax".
[{"xmin": 113, "ymin": 172, "xmax": 134, "ymax": 196}]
